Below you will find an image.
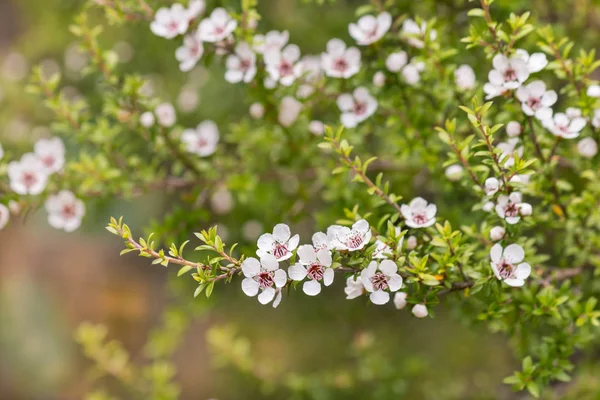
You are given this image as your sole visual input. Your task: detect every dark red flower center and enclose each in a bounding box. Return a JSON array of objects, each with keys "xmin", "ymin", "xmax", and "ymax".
[
  {"xmin": 307, "ymin": 264, "xmax": 325, "ymax": 281},
  {"xmin": 371, "ymin": 272, "xmax": 389, "ymax": 290},
  {"xmin": 272, "ymin": 242, "xmax": 289, "ymax": 259},
  {"xmin": 257, "ymin": 271, "xmax": 275, "ymax": 288}
]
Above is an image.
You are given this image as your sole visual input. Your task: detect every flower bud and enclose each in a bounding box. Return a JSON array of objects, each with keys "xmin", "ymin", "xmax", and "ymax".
[
  {"xmin": 454, "ymin": 64, "xmax": 475, "ymax": 90},
  {"xmin": 155, "ymin": 103, "xmax": 176, "ymax": 127},
  {"xmin": 482, "ymin": 201, "xmax": 495, "ymax": 212},
  {"xmin": 445, "ymin": 164, "xmax": 463, "ymax": 181},
  {"xmin": 484, "ymin": 177, "xmax": 500, "ymax": 196},
  {"xmin": 140, "ymin": 111, "xmax": 155, "ymax": 128},
  {"xmin": 577, "ymin": 137, "xmax": 597, "ymax": 158},
  {"xmin": 412, "ymin": 304, "xmax": 428, "ymax": 318},
  {"xmin": 518, "ymin": 203, "xmax": 532, "ymax": 216},
  {"xmin": 587, "ymin": 84, "xmax": 600, "ymax": 98},
  {"xmin": 309, "ymin": 120, "xmax": 325, "ymax": 136},
  {"xmin": 490, "ymin": 226, "xmax": 505, "ymax": 241},
  {"xmin": 394, "ymin": 292, "xmax": 407, "ymax": 310},
  {"xmin": 211, "ymin": 187, "xmax": 234, "ymax": 215},
  {"xmin": 385, "ymin": 51, "xmax": 407, "ymax": 72},
  {"xmin": 506, "ymin": 121, "xmax": 521, "ymax": 137},
  {"xmin": 249, "ymin": 102, "xmax": 265, "ymax": 119},
  {"xmin": 406, "ymin": 235, "xmax": 417, "ymax": 250},
  {"xmin": 278, "ymin": 96, "xmax": 303, "ymax": 127},
  {"xmin": 373, "ymin": 71, "xmax": 385, "ymax": 87}
]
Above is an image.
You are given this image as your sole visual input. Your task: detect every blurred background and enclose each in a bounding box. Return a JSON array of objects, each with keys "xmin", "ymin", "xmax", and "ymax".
[{"xmin": 1, "ymin": 0, "xmax": 600, "ymax": 399}]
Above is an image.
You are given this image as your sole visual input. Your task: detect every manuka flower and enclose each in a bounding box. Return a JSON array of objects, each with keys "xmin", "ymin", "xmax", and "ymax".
[
  {"xmin": 327, "ymin": 219, "xmax": 372, "ymax": 251},
  {"xmin": 337, "ymin": 87, "xmax": 377, "ymax": 128},
  {"xmin": 8, "ymin": 153, "xmax": 48, "ymax": 195},
  {"xmin": 181, "ymin": 120, "xmax": 219, "ymax": 157},
  {"xmin": 288, "ymin": 245, "xmax": 334, "ymax": 296},
  {"xmin": 225, "ymin": 42, "xmax": 257, "ymax": 83},
  {"xmin": 197, "ymin": 8, "xmax": 237, "ymax": 42},
  {"xmin": 175, "ymin": 34, "xmax": 204, "ymax": 72},
  {"xmin": 321, "ymin": 39, "xmax": 361, "ymax": 79},
  {"xmin": 344, "ymin": 276, "xmax": 365, "ymax": 300},
  {"xmin": 264, "ymin": 44, "xmax": 303, "ymax": 86},
  {"xmin": 577, "ymin": 137, "xmax": 597, "ymax": 158},
  {"xmin": 454, "ymin": 64, "xmax": 476, "ymax": 90},
  {"xmin": 257, "ymin": 223, "xmax": 299, "ymax": 261},
  {"xmin": 487, "ymin": 54, "xmax": 529, "ymax": 93},
  {"xmin": 495, "ymin": 192, "xmax": 531, "ymax": 224},
  {"xmin": 543, "ymin": 107, "xmax": 587, "ymax": 139},
  {"xmin": 241, "ymin": 255, "xmax": 287, "ymax": 306},
  {"xmin": 34, "ymin": 137, "xmax": 65, "ymax": 174},
  {"xmin": 490, "ymin": 243, "xmax": 531, "ymax": 287},
  {"xmin": 401, "ymin": 197, "xmax": 437, "ymax": 228},
  {"xmin": 516, "ymin": 80, "xmax": 557, "ymax": 121},
  {"xmin": 278, "ymin": 96, "xmax": 303, "ymax": 127},
  {"xmin": 348, "ymin": 12, "xmax": 392, "ymax": 45},
  {"xmin": 515, "ymin": 49, "xmax": 548, "ymax": 73},
  {"xmin": 361, "ymin": 260, "xmax": 403, "ymax": 305},
  {"xmin": 45, "ymin": 190, "xmax": 85, "ymax": 232},
  {"xmin": 155, "ymin": 103, "xmax": 177, "ymax": 127},
  {"xmin": 253, "ymin": 30, "xmax": 289, "ymax": 54},
  {"xmin": 150, "ymin": 4, "xmax": 191, "ymax": 39}
]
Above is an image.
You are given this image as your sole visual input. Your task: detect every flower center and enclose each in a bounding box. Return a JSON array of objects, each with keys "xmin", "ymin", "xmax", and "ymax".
[
  {"xmin": 333, "ymin": 58, "xmax": 348, "ymax": 72},
  {"xmin": 371, "ymin": 272, "xmax": 389, "ymax": 290},
  {"xmin": 41, "ymin": 155, "xmax": 55, "ymax": 168},
  {"xmin": 412, "ymin": 212, "xmax": 428, "ymax": 225},
  {"xmin": 279, "ymin": 60, "xmax": 293, "ymax": 77},
  {"xmin": 497, "ymin": 259, "xmax": 515, "ymax": 279},
  {"xmin": 214, "ymin": 26, "xmax": 225, "ymax": 35},
  {"xmin": 503, "ymin": 68, "xmax": 517, "ymax": 81},
  {"xmin": 23, "ymin": 172, "xmax": 38, "ymax": 188},
  {"xmin": 256, "ymin": 271, "xmax": 275, "ymax": 288},
  {"xmin": 240, "ymin": 58, "xmax": 251, "ymax": 72},
  {"xmin": 526, "ymin": 97, "xmax": 541, "ymax": 110},
  {"xmin": 272, "ymin": 242, "xmax": 289, "ymax": 259},
  {"xmin": 168, "ymin": 21, "xmax": 179, "ymax": 32},
  {"xmin": 62, "ymin": 203, "xmax": 77, "ymax": 219},
  {"xmin": 197, "ymin": 137, "xmax": 208, "ymax": 149},
  {"xmin": 344, "ymin": 231, "xmax": 364, "ymax": 250},
  {"xmin": 353, "ymin": 101, "xmax": 366, "ymax": 115},
  {"xmin": 504, "ymin": 202, "xmax": 519, "ymax": 217},
  {"xmin": 307, "ymin": 264, "xmax": 325, "ymax": 281}
]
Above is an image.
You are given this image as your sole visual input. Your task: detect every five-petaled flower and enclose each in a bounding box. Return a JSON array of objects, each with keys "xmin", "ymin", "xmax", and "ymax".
[
  {"xmin": 327, "ymin": 219, "xmax": 372, "ymax": 251},
  {"xmin": 321, "ymin": 39, "xmax": 361, "ymax": 79},
  {"xmin": 401, "ymin": 19, "xmax": 436, "ymax": 48},
  {"xmin": 45, "ymin": 190, "xmax": 85, "ymax": 232},
  {"xmin": 401, "ymin": 197, "xmax": 437, "ymax": 229},
  {"xmin": 516, "ymin": 80, "xmax": 557, "ymax": 121},
  {"xmin": 495, "ymin": 192, "xmax": 531, "ymax": 224},
  {"xmin": 337, "ymin": 87, "xmax": 377, "ymax": 128},
  {"xmin": 543, "ymin": 107, "xmax": 587, "ymax": 139},
  {"xmin": 150, "ymin": 4, "xmax": 191, "ymax": 39},
  {"xmin": 454, "ymin": 64, "xmax": 476, "ymax": 90},
  {"xmin": 155, "ymin": 103, "xmax": 177, "ymax": 127},
  {"xmin": 8, "ymin": 153, "xmax": 48, "ymax": 195},
  {"xmin": 253, "ymin": 30, "xmax": 289, "ymax": 54},
  {"xmin": 344, "ymin": 275, "xmax": 365, "ymax": 299},
  {"xmin": 485, "ymin": 177, "xmax": 501, "ymax": 196},
  {"xmin": 225, "ymin": 42, "xmax": 257, "ymax": 83},
  {"xmin": 348, "ymin": 12, "xmax": 392, "ymax": 45},
  {"xmin": 175, "ymin": 34, "xmax": 204, "ymax": 72},
  {"xmin": 361, "ymin": 260, "xmax": 403, "ymax": 305},
  {"xmin": 264, "ymin": 44, "xmax": 303, "ymax": 86},
  {"xmin": 487, "ymin": 54, "xmax": 529, "ymax": 93},
  {"xmin": 257, "ymin": 223, "xmax": 300, "ymax": 261},
  {"xmin": 288, "ymin": 245, "xmax": 334, "ymax": 296},
  {"xmin": 490, "ymin": 243, "xmax": 531, "ymax": 287},
  {"xmin": 34, "ymin": 137, "xmax": 65, "ymax": 174},
  {"xmin": 181, "ymin": 120, "xmax": 220, "ymax": 157},
  {"xmin": 197, "ymin": 8, "xmax": 237, "ymax": 42},
  {"xmin": 241, "ymin": 255, "xmax": 287, "ymax": 306}
]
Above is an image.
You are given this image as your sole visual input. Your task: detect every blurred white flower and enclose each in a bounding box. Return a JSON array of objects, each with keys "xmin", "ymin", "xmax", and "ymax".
[
  {"xmin": 487, "ymin": 54, "xmax": 529, "ymax": 92},
  {"xmin": 445, "ymin": 164, "xmax": 463, "ymax": 181},
  {"xmin": 373, "ymin": 71, "xmax": 386, "ymax": 87},
  {"xmin": 288, "ymin": 245, "xmax": 334, "ymax": 296},
  {"xmin": 455, "ymin": 64, "xmax": 476, "ymax": 90},
  {"xmin": 401, "ymin": 197, "xmax": 436, "ymax": 229},
  {"xmin": 385, "ymin": 51, "xmax": 407, "ymax": 73},
  {"xmin": 490, "ymin": 226, "xmax": 505, "ymax": 241},
  {"xmin": 257, "ymin": 223, "xmax": 300, "ymax": 261},
  {"xmin": 34, "ymin": 137, "xmax": 65, "ymax": 175},
  {"xmin": 412, "ymin": 304, "xmax": 428, "ymax": 318},
  {"xmin": 337, "ymin": 87, "xmax": 377, "ymax": 128},
  {"xmin": 482, "ymin": 201, "xmax": 495, "ymax": 212},
  {"xmin": 394, "ymin": 292, "xmax": 408, "ymax": 309},
  {"xmin": 45, "ymin": 190, "xmax": 85, "ymax": 232},
  {"xmin": 327, "ymin": 219, "xmax": 372, "ymax": 251},
  {"xmin": 490, "ymin": 243, "xmax": 531, "ymax": 287},
  {"xmin": 321, "ymin": 39, "xmax": 361, "ymax": 79},
  {"xmin": 198, "ymin": 8, "xmax": 237, "ymax": 42},
  {"xmin": 577, "ymin": 137, "xmax": 597, "ymax": 158},
  {"xmin": 406, "ymin": 235, "xmax": 417, "ymax": 250},
  {"xmin": 8, "ymin": 153, "xmax": 48, "ymax": 195},
  {"xmin": 2, "ymin": 52, "xmax": 28, "ymax": 82},
  {"xmin": 177, "ymin": 86, "xmax": 199, "ymax": 112},
  {"xmin": 344, "ymin": 276, "xmax": 364, "ymax": 299},
  {"xmin": 543, "ymin": 108, "xmax": 586, "ymax": 139},
  {"xmin": 265, "ymin": 45, "xmax": 302, "ymax": 86},
  {"xmin": 225, "ymin": 42, "xmax": 257, "ymax": 83},
  {"xmin": 249, "ymin": 102, "xmax": 264, "ymax": 119},
  {"xmin": 181, "ymin": 120, "xmax": 219, "ymax": 157},
  {"xmin": 495, "ymin": 192, "xmax": 531, "ymax": 224},
  {"xmin": 402, "ymin": 19, "xmax": 436, "ymax": 48},
  {"xmin": 155, "ymin": 103, "xmax": 177, "ymax": 127},
  {"xmin": 506, "ymin": 121, "xmax": 521, "ymax": 137},
  {"xmin": 497, "ymin": 138, "xmax": 523, "ymax": 167},
  {"xmin": 210, "ymin": 187, "xmax": 234, "ymax": 215},
  {"xmin": 593, "ymin": 109, "xmax": 600, "ymax": 129},
  {"xmin": 278, "ymin": 96, "xmax": 303, "ymax": 127},
  {"xmin": 140, "ymin": 111, "xmax": 155, "ymax": 127},
  {"xmin": 299, "ymin": 55, "xmax": 323, "ymax": 83},
  {"xmin": 401, "ymin": 61, "xmax": 425, "ymax": 85},
  {"xmin": 176, "ymin": 34, "xmax": 204, "ymax": 71},
  {"xmin": 361, "ymin": 260, "xmax": 403, "ymax": 305},
  {"xmin": 587, "ymin": 84, "xmax": 600, "ymax": 97},
  {"xmin": 253, "ymin": 30, "xmax": 289, "ymax": 54},
  {"xmin": 187, "ymin": 0, "xmax": 205, "ymax": 19},
  {"xmin": 309, "ymin": 120, "xmax": 325, "ymax": 136},
  {"xmin": 484, "ymin": 177, "xmax": 500, "ymax": 196},
  {"xmin": 348, "ymin": 12, "xmax": 392, "ymax": 45},
  {"xmin": 150, "ymin": 4, "xmax": 190, "ymax": 39},
  {"xmin": 241, "ymin": 255, "xmax": 287, "ymax": 306},
  {"xmin": 516, "ymin": 80, "xmax": 557, "ymax": 121}
]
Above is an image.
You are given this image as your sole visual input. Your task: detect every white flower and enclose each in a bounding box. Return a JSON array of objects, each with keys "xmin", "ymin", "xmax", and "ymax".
[
  {"xmin": 288, "ymin": 245, "xmax": 334, "ymax": 296},
  {"xmin": 506, "ymin": 121, "xmax": 521, "ymax": 137},
  {"xmin": 593, "ymin": 109, "xmax": 600, "ymax": 129},
  {"xmin": 393, "ymin": 292, "xmax": 407, "ymax": 309},
  {"xmin": 257, "ymin": 223, "xmax": 300, "ymax": 261},
  {"xmin": 175, "ymin": 34, "xmax": 204, "ymax": 72},
  {"xmin": 412, "ymin": 304, "xmax": 428, "ymax": 318},
  {"xmin": 337, "ymin": 87, "xmax": 377, "ymax": 128},
  {"xmin": 402, "ymin": 61, "xmax": 425, "ymax": 85},
  {"xmin": 150, "ymin": 4, "xmax": 190, "ymax": 39},
  {"xmin": 155, "ymin": 103, "xmax": 176, "ymax": 127},
  {"xmin": 249, "ymin": 102, "xmax": 264, "ymax": 119},
  {"xmin": 311, "ymin": 231, "xmax": 332, "ymax": 253},
  {"xmin": 455, "ymin": 64, "xmax": 476, "ymax": 90},
  {"xmin": 484, "ymin": 177, "xmax": 500, "ymax": 196},
  {"xmin": 490, "ymin": 226, "xmax": 505, "ymax": 241},
  {"xmin": 483, "ymin": 82, "xmax": 508, "ymax": 100},
  {"xmin": 187, "ymin": 0, "xmax": 205, "ymax": 19},
  {"xmin": 445, "ymin": 164, "xmax": 463, "ymax": 181},
  {"xmin": 497, "ymin": 138, "xmax": 523, "ymax": 167},
  {"xmin": 372, "ymin": 227, "xmax": 403, "ymax": 259},
  {"xmin": 490, "ymin": 243, "xmax": 531, "ymax": 287},
  {"xmin": 372, "ymin": 71, "xmax": 385, "ymax": 87},
  {"xmin": 0, "ymin": 204, "xmax": 9, "ymax": 230},
  {"xmin": 309, "ymin": 120, "xmax": 325, "ymax": 136},
  {"xmin": 321, "ymin": 39, "xmax": 361, "ymax": 79},
  {"xmin": 34, "ymin": 137, "xmax": 65, "ymax": 174},
  {"xmin": 515, "ymin": 49, "xmax": 548, "ymax": 73},
  {"xmin": 495, "ymin": 192, "xmax": 531, "ymax": 224},
  {"xmin": 140, "ymin": 111, "xmax": 155, "ymax": 127},
  {"xmin": 577, "ymin": 137, "xmax": 597, "ymax": 158},
  {"xmin": 296, "ymin": 84, "xmax": 315, "ymax": 99},
  {"xmin": 361, "ymin": 260, "xmax": 403, "ymax": 305},
  {"xmin": 402, "ymin": 19, "xmax": 436, "ymax": 48},
  {"xmin": 406, "ymin": 235, "xmax": 417, "ymax": 250},
  {"xmin": 253, "ymin": 30, "xmax": 289, "ymax": 54},
  {"xmin": 225, "ymin": 42, "xmax": 256, "ymax": 83},
  {"xmin": 401, "ymin": 197, "xmax": 436, "ymax": 229},
  {"xmin": 588, "ymin": 84, "xmax": 600, "ymax": 97},
  {"xmin": 299, "ymin": 55, "xmax": 323, "ymax": 83},
  {"xmin": 349, "ymin": 12, "xmax": 391, "ymax": 45},
  {"xmin": 241, "ymin": 255, "xmax": 287, "ymax": 306},
  {"xmin": 45, "ymin": 190, "xmax": 85, "ymax": 232},
  {"xmin": 488, "ymin": 54, "xmax": 529, "ymax": 91},
  {"xmin": 197, "ymin": 8, "xmax": 237, "ymax": 42},
  {"xmin": 181, "ymin": 120, "xmax": 219, "ymax": 157},
  {"xmin": 516, "ymin": 80, "xmax": 557, "ymax": 121},
  {"xmin": 8, "ymin": 153, "xmax": 48, "ymax": 195},
  {"xmin": 385, "ymin": 51, "xmax": 407, "ymax": 73},
  {"xmin": 327, "ymin": 219, "xmax": 372, "ymax": 251},
  {"xmin": 344, "ymin": 276, "xmax": 364, "ymax": 299},
  {"xmin": 278, "ymin": 96, "xmax": 303, "ymax": 127},
  {"xmin": 264, "ymin": 45, "xmax": 302, "ymax": 86},
  {"xmin": 543, "ymin": 108, "xmax": 587, "ymax": 139}
]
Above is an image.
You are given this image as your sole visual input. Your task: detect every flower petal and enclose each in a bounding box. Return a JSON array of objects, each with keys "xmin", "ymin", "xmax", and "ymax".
[
  {"xmin": 241, "ymin": 278, "xmax": 259, "ymax": 297},
  {"xmin": 370, "ymin": 290, "xmax": 390, "ymax": 305},
  {"xmin": 272, "ymin": 223, "xmax": 291, "ymax": 242},
  {"xmin": 241, "ymin": 258, "xmax": 261, "ymax": 278},
  {"xmin": 379, "ymin": 259, "xmax": 397, "ymax": 276},
  {"xmin": 261, "ymin": 254, "xmax": 279, "ymax": 271},
  {"xmin": 514, "ymin": 263, "xmax": 531, "ymax": 280},
  {"xmin": 274, "ymin": 269, "xmax": 287, "ymax": 287},
  {"xmin": 288, "ymin": 263, "xmax": 307, "ymax": 281},
  {"xmin": 258, "ymin": 287, "xmax": 276, "ymax": 304},
  {"xmin": 490, "ymin": 243, "xmax": 503, "ymax": 263},
  {"xmin": 323, "ymin": 268, "xmax": 334, "ymax": 286},
  {"xmin": 303, "ymin": 280, "xmax": 321, "ymax": 296},
  {"xmin": 504, "ymin": 244, "xmax": 525, "ymax": 263}
]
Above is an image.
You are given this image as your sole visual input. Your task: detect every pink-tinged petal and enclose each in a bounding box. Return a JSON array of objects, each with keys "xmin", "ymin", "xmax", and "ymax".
[
  {"xmin": 348, "ymin": 23, "xmax": 362, "ymax": 42},
  {"xmin": 504, "ymin": 244, "xmax": 525, "ymax": 263},
  {"xmin": 225, "ymin": 69, "xmax": 243, "ymax": 83},
  {"xmin": 312, "ymin": 232, "xmax": 328, "ymax": 249},
  {"xmin": 379, "ymin": 259, "xmax": 397, "ymax": 276},
  {"xmin": 288, "ymin": 263, "xmax": 307, "ymax": 281},
  {"xmin": 287, "ymin": 234, "xmax": 300, "ymax": 251},
  {"xmin": 272, "ymin": 223, "xmax": 291, "ymax": 242},
  {"xmin": 490, "ymin": 262, "xmax": 501, "ymax": 280},
  {"xmin": 258, "ymin": 287, "xmax": 276, "ymax": 304},
  {"xmin": 377, "ymin": 12, "xmax": 392, "ymax": 33},
  {"xmin": 341, "ymin": 113, "xmax": 358, "ymax": 128},
  {"xmin": 422, "ymin": 218, "xmax": 436, "ymax": 228},
  {"xmin": 509, "ymin": 192, "xmax": 523, "ymax": 204},
  {"xmin": 370, "ymin": 290, "xmax": 390, "ymax": 305},
  {"xmin": 242, "ymin": 257, "xmax": 261, "ymax": 277},
  {"xmin": 323, "ymin": 268, "xmax": 334, "ymax": 286},
  {"xmin": 303, "ymin": 280, "xmax": 321, "ymax": 296},
  {"xmin": 541, "ymin": 90, "xmax": 557, "ymax": 107},
  {"xmin": 261, "ymin": 254, "xmax": 279, "ymax": 271},
  {"xmin": 241, "ymin": 278, "xmax": 259, "ymax": 297},
  {"xmin": 326, "ymin": 38, "xmax": 346, "ymax": 55},
  {"xmin": 297, "ymin": 244, "xmax": 317, "ymax": 264},
  {"xmin": 388, "ymin": 274, "xmax": 403, "ymax": 292},
  {"xmin": 274, "ymin": 269, "xmax": 287, "ymax": 287},
  {"xmin": 490, "ymin": 243, "xmax": 503, "ymax": 263},
  {"xmin": 503, "ymin": 278, "xmax": 525, "ymax": 287},
  {"xmin": 569, "ymin": 117, "xmax": 586, "ymax": 133},
  {"xmin": 514, "ymin": 263, "xmax": 531, "ymax": 280},
  {"xmin": 257, "ymin": 233, "xmax": 274, "ymax": 251},
  {"xmin": 316, "ymin": 249, "xmax": 332, "ymax": 267},
  {"xmin": 521, "ymin": 103, "xmax": 534, "ymax": 116}
]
